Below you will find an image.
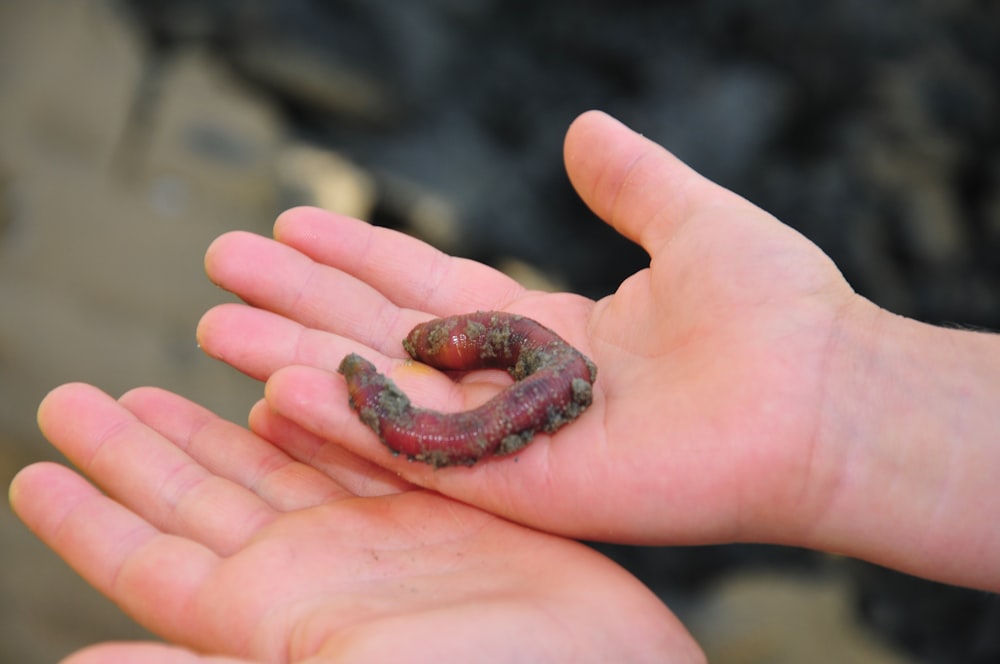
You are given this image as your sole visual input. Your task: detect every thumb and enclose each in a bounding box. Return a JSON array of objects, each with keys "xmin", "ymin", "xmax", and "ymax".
[{"xmin": 563, "ymin": 110, "xmax": 753, "ymax": 255}]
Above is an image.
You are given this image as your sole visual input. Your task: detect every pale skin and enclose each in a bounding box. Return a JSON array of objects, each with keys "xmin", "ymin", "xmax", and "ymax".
[{"xmin": 10, "ymin": 111, "xmax": 1000, "ymax": 662}]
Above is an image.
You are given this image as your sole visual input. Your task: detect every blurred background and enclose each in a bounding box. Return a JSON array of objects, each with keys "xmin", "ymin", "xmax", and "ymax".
[{"xmin": 2, "ymin": 1, "xmax": 999, "ymax": 661}]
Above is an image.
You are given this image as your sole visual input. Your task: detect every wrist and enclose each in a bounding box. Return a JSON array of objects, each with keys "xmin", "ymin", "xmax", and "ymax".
[{"xmin": 804, "ymin": 299, "xmax": 1000, "ymax": 589}]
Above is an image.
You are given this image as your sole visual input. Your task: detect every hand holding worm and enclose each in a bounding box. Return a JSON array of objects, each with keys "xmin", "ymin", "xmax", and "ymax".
[
  {"xmin": 199, "ymin": 112, "xmax": 1000, "ymax": 594},
  {"xmin": 13, "ymin": 110, "xmax": 1000, "ymax": 663},
  {"xmin": 16, "ymin": 107, "xmax": 1000, "ymax": 664}
]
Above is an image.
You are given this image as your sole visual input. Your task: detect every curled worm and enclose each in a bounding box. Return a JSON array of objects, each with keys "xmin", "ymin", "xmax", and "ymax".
[{"xmin": 338, "ymin": 311, "xmax": 597, "ymax": 468}]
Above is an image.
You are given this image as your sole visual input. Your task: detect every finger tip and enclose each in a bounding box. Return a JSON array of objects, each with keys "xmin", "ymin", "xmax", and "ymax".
[
  {"xmin": 37, "ymin": 382, "xmax": 99, "ymax": 428},
  {"xmin": 194, "ymin": 302, "xmax": 253, "ymax": 359},
  {"xmin": 203, "ymin": 230, "xmax": 243, "ymax": 274},
  {"xmin": 266, "ymin": 365, "xmax": 343, "ymax": 419},
  {"xmin": 568, "ymin": 108, "xmax": 615, "ymax": 130},
  {"xmin": 563, "ymin": 110, "xmax": 641, "ymax": 201},
  {"xmin": 7, "ymin": 464, "xmax": 31, "ymax": 510},
  {"xmin": 194, "ymin": 305, "xmax": 222, "ymax": 350},
  {"xmin": 274, "ymin": 205, "xmax": 328, "ymax": 240},
  {"xmin": 8, "ymin": 461, "xmax": 67, "ymax": 516},
  {"xmin": 117, "ymin": 385, "xmax": 169, "ymax": 411},
  {"xmin": 247, "ymin": 397, "xmax": 272, "ymax": 428},
  {"xmin": 204, "ymin": 230, "xmax": 274, "ymax": 290},
  {"xmin": 263, "ymin": 364, "xmax": 298, "ymax": 401},
  {"xmin": 9, "ymin": 460, "xmax": 47, "ymax": 495},
  {"xmin": 565, "ymin": 109, "xmax": 627, "ymax": 148}
]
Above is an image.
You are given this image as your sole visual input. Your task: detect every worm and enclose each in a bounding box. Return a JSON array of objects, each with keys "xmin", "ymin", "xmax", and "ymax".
[{"xmin": 338, "ymin": 311, "xmax": 597, "ymax": 468}]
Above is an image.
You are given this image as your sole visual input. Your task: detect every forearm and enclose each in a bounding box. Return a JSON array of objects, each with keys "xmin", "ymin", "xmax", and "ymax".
[{"xmin": 806, "ymin": 298, "xmax": 1000, "ymax": 591}]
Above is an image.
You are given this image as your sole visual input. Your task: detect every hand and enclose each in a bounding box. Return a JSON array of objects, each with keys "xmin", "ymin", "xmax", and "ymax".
[
  {"xmin": 198, "ymin": 111, "xmax": 1000, "ymax": 592},
  {"xmin": 198, "ymin": 111, "xmax": 856, "ymax": 545},
  {"xmin": 10, "ymin": 383, "xmax": 700, "ymax": 663}
]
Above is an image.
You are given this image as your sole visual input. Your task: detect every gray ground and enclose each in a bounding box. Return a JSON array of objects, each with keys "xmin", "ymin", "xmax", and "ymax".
[{"xmin": 1, "ymin": 2, "xmax": 912, "ymax": 662}]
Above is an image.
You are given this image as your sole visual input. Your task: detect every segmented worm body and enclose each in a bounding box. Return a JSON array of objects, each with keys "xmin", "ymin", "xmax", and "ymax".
[{"xmin": 338, "ymin": 312, "xmax": 597, "ymax": 467}]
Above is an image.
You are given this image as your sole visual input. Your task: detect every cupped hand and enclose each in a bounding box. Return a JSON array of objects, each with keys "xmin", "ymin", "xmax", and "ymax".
[
  {"xmin": 10, "ymin": 383, "xmax": 698, "ymax": 663},
  {"xmin": 197, "ymin": 111, "xmax": 867, "ymax": 547}
]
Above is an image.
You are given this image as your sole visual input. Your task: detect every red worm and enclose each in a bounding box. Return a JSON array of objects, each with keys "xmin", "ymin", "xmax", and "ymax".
[{"xmin": 338, "ymin": 312, "xmax": 597, "ymax": 468}]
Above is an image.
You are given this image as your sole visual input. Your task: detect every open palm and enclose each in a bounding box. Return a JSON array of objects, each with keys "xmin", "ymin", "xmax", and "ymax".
[
  {"xmin": 197, "ymin": 111, "xmax": 866, "ymax": 547},
  {"xmin": 11, "ymin": 383, "xmax": 697, "ymax": 663}
]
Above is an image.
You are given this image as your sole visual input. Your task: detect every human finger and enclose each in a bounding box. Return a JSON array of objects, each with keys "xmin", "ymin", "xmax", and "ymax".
[
  {"xmin": 246, "ymin": 398, "xmax": 412, "ymax": 498},
  {"xmin": 273, "ymin": 207, "xmax": 527, "ymax": 316},
  {"xmin": 563, "ymin": 110, "xmax": 756, "ymax": 255},
  {"xmin": 204, "ymin": 229, "xmax": 425, "ymax": 355},
  {"xmin": 118, "ymin": 387, "xmax": 353, "ymax": 510},
  {"xmin": 9, "ymin": 462, "xmax": 218, "ymax": 644},
  {"xmin": 203, "ymin": 213, "xmax": 527, "ymax": 360},
  {"xmin": 197, "ymin": 302, "xmax": 380, "ymax": 381},
  {"xmin": 36, "ymin": 383, "xmax": 275, "ymax": 554}
]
